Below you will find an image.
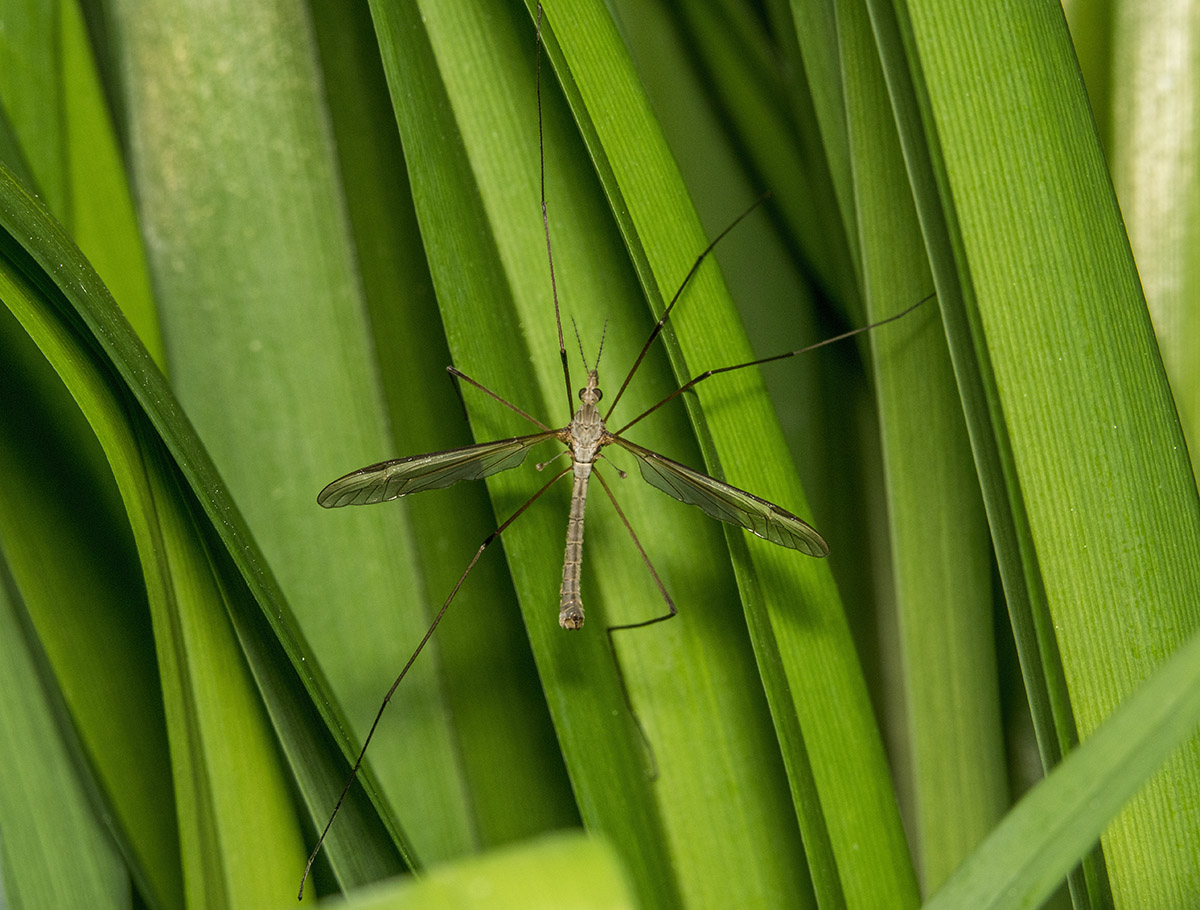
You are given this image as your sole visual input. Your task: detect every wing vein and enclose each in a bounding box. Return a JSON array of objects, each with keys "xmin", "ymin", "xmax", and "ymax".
[
  {"xmin": 318, "ymin": 431, "xmax": 559, "ymax": 507},
  {"xmin": 609, "ymin": 435, "xmax": 829, "ymax": 557}
]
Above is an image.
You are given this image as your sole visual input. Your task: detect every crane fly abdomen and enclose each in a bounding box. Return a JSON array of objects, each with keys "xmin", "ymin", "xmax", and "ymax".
[
  {"xmin": 558, "ymin": 368, "xmax": 606, "ymax": 629},
  {"xmin": 558, "ymin": 463, "xmax": 591, "ymax": 629}
]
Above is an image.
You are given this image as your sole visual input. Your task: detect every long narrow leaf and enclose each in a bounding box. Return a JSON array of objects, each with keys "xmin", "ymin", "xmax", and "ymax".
[
  {"xmin": 895, "ymin": 0, "xmax": 1200, "ymax": 902},
  {"xmin": 0, "ymin": 154, "xmax": 405, "ymax": 899},
  {"xmin": 538, "ymin": 2, "xmax": 920, "ymax": 906},
  {"xmin": 98, "ymin": 0, "xmax": 477, "ymax": 869}
]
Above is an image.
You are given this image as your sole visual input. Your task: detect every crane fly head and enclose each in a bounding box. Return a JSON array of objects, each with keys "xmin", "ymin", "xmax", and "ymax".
[{"xmin": 578, "ymin": 368, "xmax": 603, "ymax": 405}]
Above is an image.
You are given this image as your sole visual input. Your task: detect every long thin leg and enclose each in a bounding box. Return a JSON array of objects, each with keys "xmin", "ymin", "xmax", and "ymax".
[
  {"xmin": 447, "ymin": 365, "xmax": 553, "ymax": 432},
  {"xmin": 613, "ymin": 292, "xmax": 935, "ymax": 435},
  {"xmin": 593, "ymin": 468, "xmax": 676, "ymax": 632},
  {"xmin": 444, "ymin": 360, "xmax": 473, "ymax": 423},
  {"xmin": 605, "ymin": 193, "xmax": 771, "ymax": 420},
  {"xmin": 535, "ymin": 2, "xmax": 573, "ymax": 419},
  {"xmin": 592, "ymin": 468, "xmax": 675, "ymax": 779},
  {"xmin": 298, "ymin": 465, "xmax": 572, "ymax": 900}
]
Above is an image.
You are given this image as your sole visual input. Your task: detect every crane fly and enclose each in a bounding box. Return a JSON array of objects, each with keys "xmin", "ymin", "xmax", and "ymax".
[
  {"xmin": 316, "ymin": 303, "xmax": 834, "ymax": 623},
  {"xmin": 299, "ymin": 2, "xmax": 932, "ymax": 898}
]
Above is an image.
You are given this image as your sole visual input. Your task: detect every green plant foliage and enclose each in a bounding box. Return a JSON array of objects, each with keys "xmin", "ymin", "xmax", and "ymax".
[{"xmin": 1, "ymin": 0, "xmax": 1198, "ymax": 908}]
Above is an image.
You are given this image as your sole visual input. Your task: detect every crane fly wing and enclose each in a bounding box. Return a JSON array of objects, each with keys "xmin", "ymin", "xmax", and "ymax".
[
  {"xmin": 610, "ymin": 436, "xmax": 830, "ymax": 557},
  {"xmin": 319, "ymin": 432, "xmax": 558, "ymax": 508}
]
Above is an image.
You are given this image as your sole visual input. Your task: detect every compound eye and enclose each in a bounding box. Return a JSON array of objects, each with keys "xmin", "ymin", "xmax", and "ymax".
[
  {"xmin": 578, "ymin": 387, "xmax": 586, "ymax": 399},
  {"xmin": 593, "ymin": 389, "xmax": 603, "ymax": 401}
]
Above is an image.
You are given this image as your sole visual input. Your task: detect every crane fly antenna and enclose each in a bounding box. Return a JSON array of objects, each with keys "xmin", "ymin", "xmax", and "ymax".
[
  {"xmin": 605, "ymin": 191, "xmax": 772, "ymax": 420},
  {"xmin": 536, "ymin": 2, "xmax": 573, "ymax": 419},
  {"xmin": 594, "ymin": 317, "xmax": 609, "ymax": 370},
  {"xmin": 572, "ymin": 317, "xmax": 610, "ymax": 374},
  {"xmin": 614, "ymin": 291, "xmax": 936, "ymax": 436},
  {"xmin": 571, "ymin": 317, "xmax": 589, "ymax": 371}
]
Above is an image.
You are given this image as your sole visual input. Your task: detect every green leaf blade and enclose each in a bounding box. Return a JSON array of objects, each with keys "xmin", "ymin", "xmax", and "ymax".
[{"xmin": 900, "ymin": 0, "xmax": 1200, "ymax": 901}]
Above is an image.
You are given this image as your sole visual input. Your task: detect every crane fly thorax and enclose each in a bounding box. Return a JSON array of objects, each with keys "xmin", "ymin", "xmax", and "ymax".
[{"xmin": 568, "ymin": 369, "xmax": 606, "ymax": 467}]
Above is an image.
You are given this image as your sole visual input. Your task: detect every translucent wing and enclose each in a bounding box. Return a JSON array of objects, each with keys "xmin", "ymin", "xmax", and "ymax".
[
  {"xmin": 610, "ymin": 436, "xmax": 829, "ymax": 557},
  {"xmin": 319, "ymin": 432, "xmax": 558, "ymax": 508}
]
